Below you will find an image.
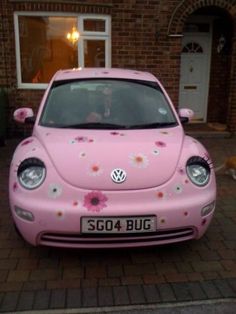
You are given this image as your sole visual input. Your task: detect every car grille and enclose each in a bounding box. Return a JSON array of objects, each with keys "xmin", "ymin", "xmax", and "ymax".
[{"xmin": 38, "ymin": 227, "xmax": 196, "ymax": 248}]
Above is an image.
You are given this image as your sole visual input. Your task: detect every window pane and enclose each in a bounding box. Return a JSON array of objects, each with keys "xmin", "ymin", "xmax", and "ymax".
[
  {"xmin": 19, "ymin": 16, "xmax": 78, "ymax": 83},
  {"xmin": 84, "ymin": 40, "xmax": 105, "ymax": 67},
  {"xmin": 83, "ymin": 19, "xmax": 105, "ymax": 32}
]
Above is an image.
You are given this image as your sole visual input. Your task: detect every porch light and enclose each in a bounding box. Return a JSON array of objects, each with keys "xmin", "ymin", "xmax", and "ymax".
[{"xmin": 66, "ymin": 27, "xmax": 80, "ymax": 44}]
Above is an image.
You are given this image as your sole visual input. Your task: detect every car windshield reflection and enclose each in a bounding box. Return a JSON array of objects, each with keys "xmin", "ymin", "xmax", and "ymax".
[{"xmin": 40, "ymin": 79, "xmax": 177, "ymax": 129}]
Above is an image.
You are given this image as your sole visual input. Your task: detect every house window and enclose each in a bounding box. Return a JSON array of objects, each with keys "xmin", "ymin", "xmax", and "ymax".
[{"xmin": 14, "ymin": 13, "xmax": 111, "ymax": 89}]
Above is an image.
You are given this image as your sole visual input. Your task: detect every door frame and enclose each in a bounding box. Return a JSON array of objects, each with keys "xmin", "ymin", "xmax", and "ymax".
[{"xmin": 179, "ymin": 17, "xmax": 213, "ymax": 123}]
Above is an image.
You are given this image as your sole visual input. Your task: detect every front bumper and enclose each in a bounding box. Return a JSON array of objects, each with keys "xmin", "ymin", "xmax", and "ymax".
[{"xmin": 10, "ymin": 184, "xmax": 216, "ymax": 248}]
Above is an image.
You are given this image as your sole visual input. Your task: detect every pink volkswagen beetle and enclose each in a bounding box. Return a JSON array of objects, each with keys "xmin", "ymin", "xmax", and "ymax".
[{"xmin": 9, "ymin": 68, "xmax": 216, "ymax": 248}]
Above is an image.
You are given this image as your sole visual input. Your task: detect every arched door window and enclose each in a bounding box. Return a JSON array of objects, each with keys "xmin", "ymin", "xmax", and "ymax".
[{"xmin": 182, "ymin": 42, "xmax": 203, "ymax": 53}]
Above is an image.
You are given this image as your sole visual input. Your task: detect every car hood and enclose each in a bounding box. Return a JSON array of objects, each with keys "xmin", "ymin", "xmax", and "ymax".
[{"xmin": 36, "ymin": 126, "xmax": 184, "ymax": 190}]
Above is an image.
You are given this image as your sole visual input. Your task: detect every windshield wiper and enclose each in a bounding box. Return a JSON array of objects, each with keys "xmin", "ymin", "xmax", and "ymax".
[
  {"xmin": 61, "ymin": 122, "xmax": 127, "ymax": 129},
  {"xmin": 127, "ymin": 121, "xmax": 178, "ymax": 129}
]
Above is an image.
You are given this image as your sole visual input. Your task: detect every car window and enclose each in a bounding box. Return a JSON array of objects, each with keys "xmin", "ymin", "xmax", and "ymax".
[{"xmin": 39, "ymin": 79, "xmax": 177, "ymax": 129}]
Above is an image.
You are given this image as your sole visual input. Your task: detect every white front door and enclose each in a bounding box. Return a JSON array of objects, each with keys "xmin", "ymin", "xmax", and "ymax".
[{"xmin": 179, "ymin": 34, "xmax": 212, "ymax": 122}]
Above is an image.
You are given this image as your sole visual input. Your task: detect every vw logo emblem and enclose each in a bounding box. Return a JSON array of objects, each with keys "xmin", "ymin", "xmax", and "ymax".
[{"xmin": 111, "ymin": 168, "xmax": 127, "ymax": 184}]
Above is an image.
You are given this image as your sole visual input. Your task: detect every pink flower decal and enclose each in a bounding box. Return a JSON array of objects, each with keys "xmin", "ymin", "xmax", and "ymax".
[
  {"xmin": 155, "ymin": 141, "xmax": 166, "ymax": 148},
  {"xmin": 74, "ymin": 136, "xmax": 94, "ymax": 143},
  {"xmin": 21, "ymin": 139, "xmax": 34, "ymax": 146},
  {"xmin": 110, "ymin": 132, "xmax": 120, "ymax": 136},
  {"xmin": 83, "ymin": 191, "xmax": 108, "ymax": 212},
  {"xmin": 13, "ymin": 182, "xmax": 18, "ymax": 192},
  {"xmin": 110, "ymin": 132, "xmax": 125, "ymax": 136},
  {"xmin": 16, "ymin": 109, "xmax": 27, "ymax": 121}
]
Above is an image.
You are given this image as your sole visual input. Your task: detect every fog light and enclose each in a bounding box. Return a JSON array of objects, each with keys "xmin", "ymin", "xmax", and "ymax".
[
  {"xmin": 201, "ymin": 202, "xmax": 215, "ymax": 217},
  {"xmin": 14, "ymin": 206, "xmax": 34, "ymax": 222}
]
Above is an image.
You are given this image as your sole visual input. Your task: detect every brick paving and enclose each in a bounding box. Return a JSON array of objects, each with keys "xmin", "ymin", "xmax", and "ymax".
[{"xmin": 0, "ymin": 137, "xmax": 236, "ymax": 312}]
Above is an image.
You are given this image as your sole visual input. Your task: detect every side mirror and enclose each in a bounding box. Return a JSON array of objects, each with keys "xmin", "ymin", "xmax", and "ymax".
[
  {"xmin": 13, "ymin": 108, "xmax": 35, "ymax": 124},
  {"xmin": 178, "ymin": 108, "xmax": 194, "ymax": 124}
]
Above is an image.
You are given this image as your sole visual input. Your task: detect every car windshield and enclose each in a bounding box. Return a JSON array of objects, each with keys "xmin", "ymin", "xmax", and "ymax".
[{"xmin": 40, "ymin": 79, "xmax": 177, "ymax": 129}]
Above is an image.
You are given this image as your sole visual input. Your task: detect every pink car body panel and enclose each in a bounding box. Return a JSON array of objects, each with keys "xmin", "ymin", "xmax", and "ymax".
[{"xmin": 9, "ymin": 68, "xmax": 216, "ymax": 248}]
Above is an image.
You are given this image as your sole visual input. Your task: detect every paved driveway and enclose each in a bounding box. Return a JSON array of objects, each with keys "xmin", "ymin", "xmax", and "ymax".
[{"xmin": 0, "ymin": 137, "xmax": 236, "ymax": 312}]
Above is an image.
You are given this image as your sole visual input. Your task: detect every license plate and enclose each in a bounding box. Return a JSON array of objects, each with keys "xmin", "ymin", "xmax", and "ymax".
[{"xmin": 81, "ymin": 216, "xmax": 156, "ymax": 234}]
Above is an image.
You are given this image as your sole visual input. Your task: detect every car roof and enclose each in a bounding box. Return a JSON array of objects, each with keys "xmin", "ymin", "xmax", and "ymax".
[{"xmin": 53, "ymin": 68, "xmax": 158, "ymax": 83}]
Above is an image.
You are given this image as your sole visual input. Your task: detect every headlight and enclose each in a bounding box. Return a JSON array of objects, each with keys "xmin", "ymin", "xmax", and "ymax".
[
  {"xmin": 186, "ymin": 156, "xmax": 210, "ymax": 186},
  {"xmin": 17, "ymin": 158, "xmax": 46, "ymax": 190}
]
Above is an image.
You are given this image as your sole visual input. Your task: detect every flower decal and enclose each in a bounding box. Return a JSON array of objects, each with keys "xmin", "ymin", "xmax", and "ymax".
[
  {"xmin": 79, "ymin": 152, "xmax": 86, "ymax": 158},
  {"xmin": 75, "ymin": 136, "xmax": 94, "ymax": 143},
  {"xmin": 21, "ymin": 139, "xmax": 34, "ymax": 146},
  {"xmin": 110, "ymin": 131, "xmax": 120, "ymax": 136},
  {"xmin": 155, "ymin": 141, "xmax": 166, "ymax": 148},
  {"xmin": 173, "ymin": 184, "xmax": 183, "ymax": 194},
  {"xmin": 129, "ymin": 153, "xmax": 149, "ymax": 168},
  {"xmin": 179, "ymin": 168, "xmax": 185, "ymax": 175},
  {"xmin": 88, "ymin": 164, "xmax": 103, "ymax": 176},
  {"xmin": 73, "ymin": 201, "xmax": 79, "ymax": 207},
  {"xmin": 83, "ymin": 191, "xmax": 108, "ymax": 212},
  {"xmin": 56, "ymin": 210, "xmax": 64, "ymax": 219},
  {"xmin": 15, "ymin": 109, "xmax": 28, "ymax": 121},
  {"xmin": 13, "ymin": 182, "xmax": 18, "ymax": 192},
  {"xmin": 159, "ymin": 131, "xmax": 169, "ymax": 135},
  {"xmin": 152, "ymin": 149, "xmax": 160, "ymax": 156},
  {"xmin": 48, "ymin": 184, "xmax": 62, "ymax": 199},
  {"xmin": 110, "ymin": 132, "xmax": 125, "ymax": 136}
]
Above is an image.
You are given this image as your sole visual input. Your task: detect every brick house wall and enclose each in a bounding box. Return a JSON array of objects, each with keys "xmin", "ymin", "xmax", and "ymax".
[{"xmin": 1, "ymin": 0, "xmax": 236, "ymax": 135}]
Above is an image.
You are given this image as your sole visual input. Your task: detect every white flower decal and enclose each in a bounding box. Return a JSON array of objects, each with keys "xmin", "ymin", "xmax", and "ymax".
[
  {"xmin": 129, "ymin": 153, "xmax": 149, "ymax": 168},
  {"xmin": 48, "ymin": 184, "xmax": 63, "ymax": 198},
  {"xmin": 152, "ymin": 149, "xmax": 160, "ymax": 156},
  {"xmin": 79, "ymin": 152, "xmax": 86, "ymax": 158},
  {"xmin": 173, "ymin": 184, "xmax": 183, "ymax": 194},
  {"xmin": 69, "ymin": 139, "xmax": 76, "ymax": 144}
]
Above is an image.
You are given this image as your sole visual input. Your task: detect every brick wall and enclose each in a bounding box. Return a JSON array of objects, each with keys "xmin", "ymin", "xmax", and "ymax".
[{"xmin": 1, "ymin": 0, "xmax": 236, "ymax": 135}]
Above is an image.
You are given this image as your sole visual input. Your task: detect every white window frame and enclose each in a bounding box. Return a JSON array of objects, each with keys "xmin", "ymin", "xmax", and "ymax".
[{"xmin": 14, "ymin": 12, "xmax": 111, "ymax": 89}]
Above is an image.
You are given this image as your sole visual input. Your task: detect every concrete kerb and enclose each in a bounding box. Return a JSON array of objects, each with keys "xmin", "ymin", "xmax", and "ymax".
[{"xmin": 4, "ymin": 298, "xmax": 236, "ymax": 314}]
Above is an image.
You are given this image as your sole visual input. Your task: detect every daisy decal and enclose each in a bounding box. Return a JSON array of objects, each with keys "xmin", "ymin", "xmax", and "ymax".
[
  {"xmin": 88, "ymin": 164, "xmax": 103, "ymax": 176},
  {"xmin": 69, "ymin": 139, "xmax": 76, "ymax": 144},
  {"xmin": 79, "ymin": 152, "xmax": 86, "ymax": 158},
  {"xmin": 15, "ymin": 109, "xmax": 28, "ymax": 121},
  {"xmin": 110, "ymin": 131, "xmax": 126, "ymax": 136},
  {"xmin": 156, "ymin": 191, "xmax": 167, "ymax": 200},
  {"xmin": 21, "ymin": 139, "xmax": 34, "ymax": 146},
  {"xmin": 129, "ymin": 153, "xmax": 149, "ymax": 168},
  {"xmin": 56, "ymin": 210, "xmax": 64, "ymax": 219},
  {"xmin": 110, "ymin": 131, "xmax": 120, "ymax": 136},
  {"xmin": 83, "ymin": 191, "xmax": 108, "ymax": 212},
  {"xmin": 173, "ymin": 184, "xmax": 183, "ymax": 194},
  {"xmin": 152, "ymin": 149, "xmax": 160, "ymax": 156},
  {"xmin": 155, "ymin": 141, "xmax": 166, "ymax": 148},
  {"xmin": 156, "ymin": 191, "xmax": 164, "ymax": 199},
  {"xmin": 48, "ymin": 184, "xmax": 63, "ymax": 199},
  {"xmin": 74, "ymin": 136, "xmax": 94, "ymax": 143},
  {"xmin": 73, "ymin": 201, "xmax": 79, "ymax": 207},
  {"xmin": 13, "ymin": 182, "xmax": 18, "ymax": 192}
]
